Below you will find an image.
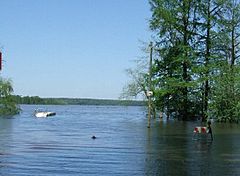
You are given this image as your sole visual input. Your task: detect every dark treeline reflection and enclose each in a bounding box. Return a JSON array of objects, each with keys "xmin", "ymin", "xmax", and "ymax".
[{"xmin": 144, "ymin": 121, "xmax": 240, "ymax": 176}]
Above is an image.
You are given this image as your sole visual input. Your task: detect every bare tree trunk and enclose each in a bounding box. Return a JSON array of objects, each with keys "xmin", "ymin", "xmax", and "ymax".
[{"xmin": 203, "ymin": 0, "xmax": 211, "ymax": 122}]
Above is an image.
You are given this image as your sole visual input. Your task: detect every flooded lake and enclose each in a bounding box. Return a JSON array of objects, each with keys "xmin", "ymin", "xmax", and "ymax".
[{"xmin": 0, "ymin": 105, "xmax": 240, "ymax": 175}]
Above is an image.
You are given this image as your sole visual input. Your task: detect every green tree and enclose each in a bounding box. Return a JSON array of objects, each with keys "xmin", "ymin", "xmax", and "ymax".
[
  {"xmin": 149, "ymin": 0, "xmax": 201, "ymax": 120},
  {"xmin": 0, "ymin": 78, "xmax": 20, "ymax": 116},
  {"xmin": 210, "ymin": 65, "xmax": 240, "ymax": 122},
  {"xmin": 196, "ymin": 0, "xmax": 227, "ymax": 121},
  {"xmin": 209, "ymin": 0, "xmax": 240, "ymax": 122}
]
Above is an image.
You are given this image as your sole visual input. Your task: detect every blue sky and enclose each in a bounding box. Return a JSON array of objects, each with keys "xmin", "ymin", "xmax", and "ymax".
[{"xmin": 0, "ymin": 0, "xmax": 151, "ymax": 99}]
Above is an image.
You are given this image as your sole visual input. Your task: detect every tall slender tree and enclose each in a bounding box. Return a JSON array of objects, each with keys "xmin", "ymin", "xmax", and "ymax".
[
  {"xmin": 195, "ymin": 0, "xmax": 227, "ymax": 121},
  {"xmin": 149, "ymin": 0, "xmax": 201, "ymax": 120}
]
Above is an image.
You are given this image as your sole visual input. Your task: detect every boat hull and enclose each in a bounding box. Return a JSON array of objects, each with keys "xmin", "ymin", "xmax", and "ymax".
[{"xmin": 35, "ymin": 112, "xmax": 56, "ymax": 118}]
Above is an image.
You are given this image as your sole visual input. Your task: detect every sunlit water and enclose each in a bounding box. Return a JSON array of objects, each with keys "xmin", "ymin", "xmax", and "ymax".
[{"xmin": 0, "ymin": 105, "xmax": 240, "ymax": 176}]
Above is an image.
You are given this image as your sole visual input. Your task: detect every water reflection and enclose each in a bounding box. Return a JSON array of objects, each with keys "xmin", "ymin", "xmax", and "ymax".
[
  {"xmin": 0, "ymin": 117, "xmax": 14, "ymax": 171},
  {"xmin": 145, "ymin": 121, "xmax": 190, "ymax": 175},
  {"xmin": 145, "ymin": 120, "xmax": 240, "ymax": 176}
]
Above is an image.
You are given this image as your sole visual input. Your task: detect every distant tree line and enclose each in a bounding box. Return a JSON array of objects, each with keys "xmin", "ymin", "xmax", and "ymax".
[
  {"xmin": 13, "ymin": 95, "xmax": 146, "ymax": 106},
  {"xmin": 123, "ymin": 0, "xmax": 240, "ymax": 123},
  {"xmin": 13, "ymin": 95, "xmax": 61, "ymax": 105}
]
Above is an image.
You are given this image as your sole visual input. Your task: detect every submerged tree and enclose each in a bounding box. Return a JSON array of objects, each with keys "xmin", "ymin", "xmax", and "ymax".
[
  {"xmin": 209, "ymin": 0, "xmax": 240, "ymax": 122},
  {"xmin": 0, "ymin": 78, "xmax": 20, "ymax": 116},
  {"xmin": 122, "ymin": 0, "xmax": 240, "ymax": 123},
  {"xmin": 210, "ymin": 65, "xmax": 240, "ymax": 122},
  {"xmin": 147, "ymin": 0, "xmax": 240, "ymax": 122},
  {"xmin": 149, "ymin": 0, "xmax": 202, "ymax": 120}
]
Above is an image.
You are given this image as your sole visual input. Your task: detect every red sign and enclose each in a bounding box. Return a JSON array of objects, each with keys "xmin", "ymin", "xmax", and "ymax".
[{"xmin": 0, "ymin": 52, "xmax": 2, "ymax": 70}]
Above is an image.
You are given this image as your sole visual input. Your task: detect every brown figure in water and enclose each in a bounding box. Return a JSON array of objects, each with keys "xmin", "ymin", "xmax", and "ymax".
[{"xmin": 207, "ymin": 121, "xmax": 213, "ymax": 141}]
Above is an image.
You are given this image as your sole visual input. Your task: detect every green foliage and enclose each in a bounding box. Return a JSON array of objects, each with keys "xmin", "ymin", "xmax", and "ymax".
[
  {"xmin": 149, "ymin": 0, "xmax": 202, "ymax": 120},
  {"xmin": 210, "ymin": 65, "xmax": 240, "ymax": 123},
  {"xmin": 119, "ymin": 0, "xmax": 240, "ymax": 122},
  {"xmin": 0, "ymin": 78, "xmax": 20, "ymax": 116},
  {"xmin": 141, "ymin": 0, "xmax": 240, "ymax": 122}
]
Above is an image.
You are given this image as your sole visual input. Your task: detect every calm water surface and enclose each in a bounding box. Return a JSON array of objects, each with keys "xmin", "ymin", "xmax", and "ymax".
[{"xmin": 0, "ymin": 105, "xmax": 240, "ymax": 176}]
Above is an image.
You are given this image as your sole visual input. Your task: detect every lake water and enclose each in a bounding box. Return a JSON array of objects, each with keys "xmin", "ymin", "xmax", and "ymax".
[{"xmin": 0, "ymin": 105, "xmax": 240, "ymax": 176}]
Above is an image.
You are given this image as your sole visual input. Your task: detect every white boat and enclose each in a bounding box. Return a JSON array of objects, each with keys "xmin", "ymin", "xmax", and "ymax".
[{"xmin": 34, "ymin": 110, "xmax": 56, "ymax": 117}]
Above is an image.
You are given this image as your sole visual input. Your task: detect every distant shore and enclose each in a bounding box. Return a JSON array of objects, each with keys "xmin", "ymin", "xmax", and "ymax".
[{"xmin": 13, "ymin": 95, "xmax": 146, "ymax": 106}]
